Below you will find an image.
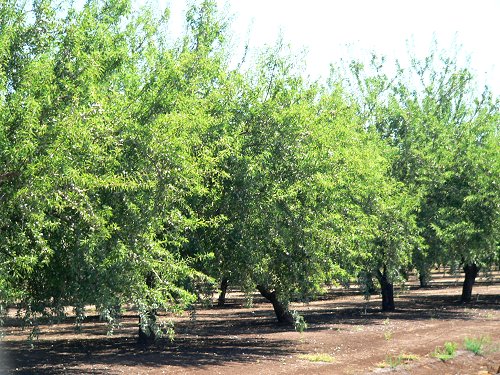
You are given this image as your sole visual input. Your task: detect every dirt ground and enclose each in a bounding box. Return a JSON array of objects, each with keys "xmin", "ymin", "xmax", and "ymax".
[{"xmin": 1, "ymin": 271, "xmax": 499, "ymax": 375}]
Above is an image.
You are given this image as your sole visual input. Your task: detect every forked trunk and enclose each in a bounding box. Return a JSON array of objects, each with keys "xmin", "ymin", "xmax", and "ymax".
[
  {"xmin": 217, "ymin": 278, "xmax": 229, "ymax": 307},
  {"xmin": 256, "ymin": 285, "xmax": 293, "ymax": 325},
  {"xmin": 461, "ymin": 263, "xmax": 479, "ymax": 303},
  {"xmin": 376, "ymin": 269, "xmax": 395, "ymax": 312}
]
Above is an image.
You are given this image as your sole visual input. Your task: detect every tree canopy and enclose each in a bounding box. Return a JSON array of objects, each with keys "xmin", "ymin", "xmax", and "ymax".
[{"xmin": 1, "ymin": 0, "xmax": 498, "ymax": 339}]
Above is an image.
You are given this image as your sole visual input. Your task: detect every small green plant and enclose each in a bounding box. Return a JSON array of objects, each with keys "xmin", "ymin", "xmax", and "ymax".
[
  {"xmin": 292, "ymin": 310, "xmax": 308, "ymax": 333},
  {"xmin": 432, "ymin": 341, "xmax": 458, "ymax": 361},
  {"xmin": 400, "ymin": 353, "xmax": 420, "ymax": 362},
  {"xmin": 298, "ymin": 353, "xmax": 335, "ymax": 363},
  {"xmin": 464, "ymin": 336, "xmax": 492, "ymax": 355},
  {"xmin": 377, "ymin": 353, "xmax": 420, "ymax": 368},
  {"xmin": 382, "ymin": 318, "xmax": 393, "ymax": 340}
]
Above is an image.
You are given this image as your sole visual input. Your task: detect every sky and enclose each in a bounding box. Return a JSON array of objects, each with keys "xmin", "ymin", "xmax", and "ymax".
[{"xmin": 161, "ymin": 0, "xmax": 500, "ymax": 94}]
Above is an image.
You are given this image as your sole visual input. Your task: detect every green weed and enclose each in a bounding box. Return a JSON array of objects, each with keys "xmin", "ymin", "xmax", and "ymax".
[
  {"xmin": 432, "ymin": 341, "xmax": 458, "ymax": 361},
  {"xmin": 298, "ymin": 353, "xmax": 335, "ymax": 363},
  {"xmin": 292, "ymin": 310, "xmax": 308, "ymax": 333},
  {"xmin": 377, "ymin": 353, "xmax": 420, "ymax": 368},
  {"xmin": 464, "ymin": 336, "xmax": 492, "ymax": 355}
]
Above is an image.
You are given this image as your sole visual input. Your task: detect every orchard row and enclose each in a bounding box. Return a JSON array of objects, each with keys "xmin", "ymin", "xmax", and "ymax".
[{"xmin": 0, "ymin": 0, "xmax": 498, "ymax": 341}]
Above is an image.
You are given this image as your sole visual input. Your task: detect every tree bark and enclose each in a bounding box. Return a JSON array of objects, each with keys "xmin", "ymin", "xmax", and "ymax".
[
  {"xmin": 418, "ymin": 268, "xmax": 431, "ymax": 288},
  {"xmin": 461, "ymin": 263, "xmax": 479, "ymax": 303},
  {"xmin": 217, "ymin": 278, "xmax": 229, "ymax": 307},
  {"xmin": 138, "ymin": 309, "xmax": 157, "ymax": 346},
  {"xmin": 256, "ymin": 285, "xmax": 293, "ymax": 325},
  {"xmin": 138, "ymin": 272, "xmax": 157, "ymax": 345},
  {"xmin": 376, "ymin": 269, "xmax": 395, "ymax": 312}
]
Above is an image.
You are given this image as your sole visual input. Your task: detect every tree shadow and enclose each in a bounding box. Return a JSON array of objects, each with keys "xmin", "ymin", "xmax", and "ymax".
[
  {"xmin": 301, "ymin": 292, "xmax": 500, "ymax": 330},
  {"xmin": 3, "ymin": 334, "xmax": 299, "ymax": 374},
  {"xmin": 3, "ymin": 281, "xmax": 498, "ymax": 373}
]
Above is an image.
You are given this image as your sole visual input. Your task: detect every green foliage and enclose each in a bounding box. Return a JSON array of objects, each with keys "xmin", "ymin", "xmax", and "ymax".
[
  {"xmin": 464, "ymin": 336, "xmax": 492, "ymax": 355},
  {"xmin": 340, "ymin": 46, "xmax": 500, "ymax": 304},
  {"xmin": 0, "ymin": 0, "xmax": 498, "ymax": 339},
  {"xmin": 0, "ymin": 0, "xmax": 224, "ymax": 337},
  {"xmin": 298, "ymin": 353, "xmax": 335, "ymax": 363},
  {"xmin": 378, "ymin": 353, "xmax": 420, "ymax": 368},
  {"xmin": 432, "ymin": 341, "xmax": 458, "ymax": 361},
  {"xmin": 291, "ymin": 310, "xmax": 308, "ymax": 333}
]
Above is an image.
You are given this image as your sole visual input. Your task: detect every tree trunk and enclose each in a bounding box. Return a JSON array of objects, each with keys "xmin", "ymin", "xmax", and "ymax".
[
  {"xmin": 217, "ymin": 278, "xmax": 229, "ymax": 307},
  {"xmin": 138, "ymin": 309, "xmax": 157, "ymax": 346},
  {"xmin": 376, "ymin": 269, "xmax": 395, "ymax": 312},
  {"xmin": 418, "ymin": 268, "xmax": 431, "ymax": 288},
  {"xmin": 138, "ymin": 272, "xmax": 157, "ymax": 345},
  {"xmin": 256, "ymin": 285, "xmax": 293, "ymax": 325},
  {"xmin": 461, "ymin": 263, "xmax": 479, "ymax": 303},
  {"xmin": 365, "ymin": 272, "xmax": 377, "ymax": 295}
]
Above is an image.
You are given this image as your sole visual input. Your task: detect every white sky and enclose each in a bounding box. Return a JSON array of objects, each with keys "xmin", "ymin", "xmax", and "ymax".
[{"xmin": 162, "ymin": 0, "xmax": 500, "ymax": 94}]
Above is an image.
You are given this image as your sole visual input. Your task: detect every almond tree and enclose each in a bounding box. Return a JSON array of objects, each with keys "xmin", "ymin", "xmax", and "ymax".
[
  {"xmin": 0, "ymin": 0, "xmax": 224, "ymax": 341},
  {"xmin": 343, "ymin": 49, "xmax": 500, "ymax": 304}
]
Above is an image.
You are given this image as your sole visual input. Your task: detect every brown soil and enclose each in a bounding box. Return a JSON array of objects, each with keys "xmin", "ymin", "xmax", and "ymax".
[{"xmin": 1, "ymin": 272, "xmax": 499, "ymax": 375}]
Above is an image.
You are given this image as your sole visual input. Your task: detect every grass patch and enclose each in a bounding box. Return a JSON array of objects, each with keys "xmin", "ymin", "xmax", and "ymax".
[
  {"xmin": 298, "ymin": 353, "xmax": 335, "ymax": 363},
  {"xmin": 384, "ymin": 331, "xmax": 393, "ymax": 340},
  {"xmin": 377, "ymin": 353, "xmax": 420, "ymax": 368},
  {"xmin": 464, "ymin": 336, "xmax": 492, "ymax": 355},
  {"xmin": 432, "ymin": 341, "xmax": 458, "ymax": 361}
]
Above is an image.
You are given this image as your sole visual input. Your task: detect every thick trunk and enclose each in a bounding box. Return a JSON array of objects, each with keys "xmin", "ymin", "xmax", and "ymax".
[
  {"xmin": 217, "ymin": 278, "xmax": 229, "ymax": 307},
  {"xmin": 256, "ymin": 285, "xmax": 293, "ymax": 325},
  {"xmin": 418, "ymin": 269, "xmax": 431, "ymax": 288},
  {"xmin": 461, "ymin": 263, "xmax": 479, "ymax": 303},
  {"xmin": 377, "ymin": 269, "xmax": 395, "ymax": 312},
  {"xmin": 138, "ymin": 309, "xmax": 157, "ymax": 346}
]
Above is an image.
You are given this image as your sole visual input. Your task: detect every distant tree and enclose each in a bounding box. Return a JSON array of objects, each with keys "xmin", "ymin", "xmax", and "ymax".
[
  {"xmin": 396, "ymin": 50, "xmax": 500, "ymax": 303},
  {"xmin": 342, "ymin": 48, "xmax": 500, "ymax": 304}
]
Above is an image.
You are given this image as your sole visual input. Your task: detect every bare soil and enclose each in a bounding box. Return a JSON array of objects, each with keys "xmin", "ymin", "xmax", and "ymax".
[{"xmin": 1, "ymin": 272, "xmax": 499, "ymax": 375}]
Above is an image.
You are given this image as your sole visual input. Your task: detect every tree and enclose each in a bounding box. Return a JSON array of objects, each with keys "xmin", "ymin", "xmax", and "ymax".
[
  {"xmin": 0, "ymin": 0, "xmax": 226, "ymax": 341},
  {"xmin": 331, "ymin": 55, "xmax": 422, "ymax": 311},
  {"xmin": 429, "ymin": 96, "xmax": 499, "ymax": 302},
  {"xmin": 341, "ymin": 48, "xmax": 500, "ymax": 304},
  {"xmin": 191, "ymin": 42, "xmax": 411, "ymax": 322},
  {"xmin": 397, "ymin": 50, "xmax": 500, "ymax": 303}
]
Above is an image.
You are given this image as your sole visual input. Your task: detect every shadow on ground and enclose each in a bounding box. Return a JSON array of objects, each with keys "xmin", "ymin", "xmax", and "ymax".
[
  {"xmin": 3, "ymin": 282, "xmax": 498, "ymax": 374},
  {"xmin": 4, "ymin": 334, "xmax": 299, "ymax": 374}
]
